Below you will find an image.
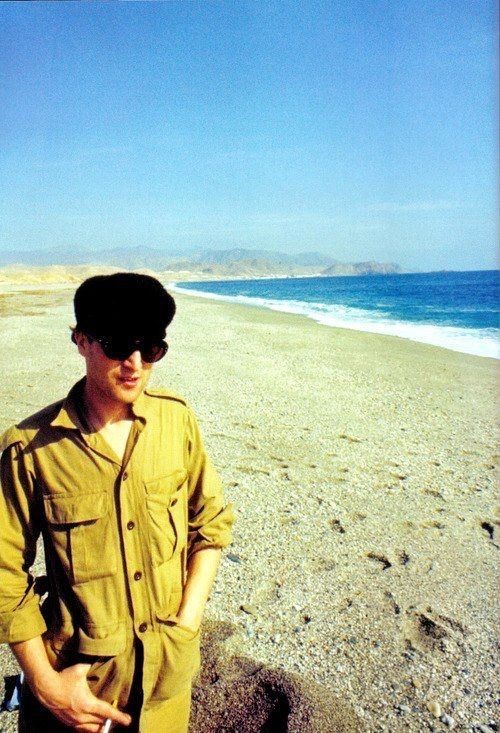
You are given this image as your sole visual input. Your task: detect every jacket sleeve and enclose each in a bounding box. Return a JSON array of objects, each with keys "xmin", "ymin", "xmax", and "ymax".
[
  {"xmin": 0, "ymin": 432, "xmax": 47, "ymax": 644},
  {"xmin": 185, "ymin": 407, "xmax": 234, "ymax": 558}
]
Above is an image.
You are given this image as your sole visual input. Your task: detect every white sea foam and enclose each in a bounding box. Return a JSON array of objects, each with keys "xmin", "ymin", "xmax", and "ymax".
[{"xmin": 169, "ymin": 283, "xmax": 499, "ymax": 360}]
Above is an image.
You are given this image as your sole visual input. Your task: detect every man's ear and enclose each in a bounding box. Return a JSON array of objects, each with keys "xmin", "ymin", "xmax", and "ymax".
[{"xmin": 71, "ymin": 329, "xmax": 89, "ymax": 357}]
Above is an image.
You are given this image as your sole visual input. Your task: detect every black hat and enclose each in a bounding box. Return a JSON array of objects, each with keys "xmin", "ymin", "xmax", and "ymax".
[{"xmin": 74, "ymin": 273, "xmax": 176, "ymax": 338}]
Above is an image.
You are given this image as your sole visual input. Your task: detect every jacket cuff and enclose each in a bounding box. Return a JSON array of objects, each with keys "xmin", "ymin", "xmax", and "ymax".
[
  {"xmin": 0, "ymin": 603, "xmax": 47, "ymax": 645},
  {"xmin": 188, "ymin": 502, "xmax": 235, "ymax": 557}
]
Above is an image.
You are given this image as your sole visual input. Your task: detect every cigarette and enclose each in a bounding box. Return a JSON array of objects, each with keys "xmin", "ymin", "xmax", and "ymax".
[{"xmin": 101, "ymin": 699, "xmax": 118, "ymax": 733}]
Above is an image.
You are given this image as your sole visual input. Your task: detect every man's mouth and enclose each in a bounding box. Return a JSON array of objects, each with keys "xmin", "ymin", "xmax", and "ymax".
[{"xmin": 118, "ymin": 375, "xmax": 140, "ymax": 388}]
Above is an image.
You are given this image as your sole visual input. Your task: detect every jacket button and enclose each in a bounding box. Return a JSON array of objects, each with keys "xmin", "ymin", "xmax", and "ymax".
[
  {"xmin": 122, "ymin": 471, "xmax": 129, "ymax": 481},
  {"xmin": 134, "ymin": 571, "xmax": 142, "ymax": 581},
  {"xmin": 138, "ymin": 622, "xmax": 147, "ymax": 633},
  {"xmin": 171, "ymin": 498, "xmax": 178, "ymax": 506},
  {"xmin": 127, "ymin": 521, "xmax": 135, "ymax": 530}
]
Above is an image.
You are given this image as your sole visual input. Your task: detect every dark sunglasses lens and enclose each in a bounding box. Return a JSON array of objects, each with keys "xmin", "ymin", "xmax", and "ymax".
[
  {"xmin": 101, "ymin": 338, "xmax": 167, "ymax": 363},
  {"xmin": 100, "ymin": 341, "xmax": 131, "ymax": 360},
  {"xmin": 141, "ymin": 342, "xmax": 168, "ymax": 363}
]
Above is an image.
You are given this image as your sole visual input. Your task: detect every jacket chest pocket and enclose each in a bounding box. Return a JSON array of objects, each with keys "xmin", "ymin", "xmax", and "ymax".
[
  {"xmin": 145, "ymin": 469, "xmax": 188, "ymax": 568},
  {"xmin": 43, "ymin": 491, "xmax": 117, "ymax": 585}
]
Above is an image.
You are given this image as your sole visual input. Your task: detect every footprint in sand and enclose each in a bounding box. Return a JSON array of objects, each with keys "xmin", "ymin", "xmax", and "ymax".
[
  {"xmin": 330, "ymin": 518, "xmax": 346, "ymax": 534},
  {"xmin": 421, "ymin": 519, "xmax": 446, "ymax": 530},
  {"xmin": 366, "ymin": 552, "xmax": 392, "ymax": 570},
  {"xmin": 404, "ymin": 607, "xmax": 467, "ymax": 652},
  {"xmin": 384, "ymin": 591, "xmax": 401, "ymax": 615},
  {"xmin": 366, "ymin": 550, "xmax": 410, "ymax": 570},
  {"xmin": 423, "ymin": 487, "xmax": 445, "ymax": 499},
  {"xmin": 338, "ymin": 433, "xmax": 363, "ymax": 443}
]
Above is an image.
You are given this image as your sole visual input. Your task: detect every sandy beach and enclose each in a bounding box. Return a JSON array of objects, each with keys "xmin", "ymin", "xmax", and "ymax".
[{"xmin": 0, "ymin": 283, "xmax": 498, "ymax": 732}]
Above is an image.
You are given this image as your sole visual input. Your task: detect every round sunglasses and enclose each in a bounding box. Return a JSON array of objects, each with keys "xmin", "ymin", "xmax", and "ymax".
[{"xmin": 88, "ymin": 334, "xmax": 168, "ymax": 363}]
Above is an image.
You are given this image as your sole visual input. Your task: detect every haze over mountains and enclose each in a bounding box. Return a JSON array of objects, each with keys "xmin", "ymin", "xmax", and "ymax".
[{"xmin": 0, "ymin": 247, "xmax": 403, "ymax": 280}]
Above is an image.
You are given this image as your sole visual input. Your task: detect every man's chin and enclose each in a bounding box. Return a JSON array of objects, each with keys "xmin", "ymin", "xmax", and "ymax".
[{"xmin": 115, "ymin": 384, "xmax": 144, "ymax": 403}]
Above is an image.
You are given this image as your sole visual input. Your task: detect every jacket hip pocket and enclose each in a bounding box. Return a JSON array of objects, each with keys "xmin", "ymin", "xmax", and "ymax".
[
  {"xmin": 145, "ymin": 469, "xmax": 188, "ymax": 567},
  {"xmin": 152, "ymin": 615, "xmax": 201, "ymax": 700},
  {"xmin": 43, "ymin": 491, "xmax": 117, "ymax": 585}
]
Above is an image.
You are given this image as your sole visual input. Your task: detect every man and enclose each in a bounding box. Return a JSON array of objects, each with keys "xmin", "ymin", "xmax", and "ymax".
[{"xmin": 0, "ymin": 273, "xmax": 234, "ymax": 732}]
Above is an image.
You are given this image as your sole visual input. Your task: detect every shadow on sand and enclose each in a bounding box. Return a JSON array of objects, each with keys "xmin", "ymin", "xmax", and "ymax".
[{"xmin": 190, "ymin": 621, "xmax": 360, "ymax": 733}]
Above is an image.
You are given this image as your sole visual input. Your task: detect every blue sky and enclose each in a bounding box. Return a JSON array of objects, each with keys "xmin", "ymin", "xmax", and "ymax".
[{"xmin": 1, "ymin": 1, "xmax": 497, "ymax": 271}]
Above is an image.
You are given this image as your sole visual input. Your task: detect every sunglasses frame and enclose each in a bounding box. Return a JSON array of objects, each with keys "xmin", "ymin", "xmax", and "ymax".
[{"xmin": 88, "ymin": 334, "xmax": 168, "ymax": 363}]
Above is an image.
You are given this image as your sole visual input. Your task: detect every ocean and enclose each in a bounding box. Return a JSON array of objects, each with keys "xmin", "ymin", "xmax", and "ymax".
[{"xmin": 171, "ymin": 270, "xmax": 499, "ymax": 359}]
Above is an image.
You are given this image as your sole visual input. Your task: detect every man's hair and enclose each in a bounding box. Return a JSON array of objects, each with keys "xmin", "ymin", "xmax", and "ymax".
[{"xmin": 74, "ymin": 273, "xmax": 176, "ymax": 338}]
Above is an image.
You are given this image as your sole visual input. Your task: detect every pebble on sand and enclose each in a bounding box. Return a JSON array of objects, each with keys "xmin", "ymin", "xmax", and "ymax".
[{"xmin": 426, "ymin": 701, "xmax": 442, "ymax": 718}]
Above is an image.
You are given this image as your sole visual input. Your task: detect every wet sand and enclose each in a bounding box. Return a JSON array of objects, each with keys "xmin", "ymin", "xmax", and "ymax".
[{"xmin": 0, "ymin": 283, "xmax": 498, "ymax": 732}]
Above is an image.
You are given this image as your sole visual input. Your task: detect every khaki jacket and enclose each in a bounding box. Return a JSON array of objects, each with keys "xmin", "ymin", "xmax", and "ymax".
[{"xmin": 0, "ymin": 379, "xmax": 234, "ymax": 661}]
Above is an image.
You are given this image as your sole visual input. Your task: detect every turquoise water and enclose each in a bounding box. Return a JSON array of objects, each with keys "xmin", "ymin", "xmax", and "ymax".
[{"xmin": 172, "ymin": 270, "xmax": 499, "ymax": 359}]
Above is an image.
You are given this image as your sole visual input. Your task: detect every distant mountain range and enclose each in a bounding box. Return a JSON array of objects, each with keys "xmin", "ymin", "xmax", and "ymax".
[{"xmin": 0, "ymin": 247, "xmax": 404, "ymax": 279}]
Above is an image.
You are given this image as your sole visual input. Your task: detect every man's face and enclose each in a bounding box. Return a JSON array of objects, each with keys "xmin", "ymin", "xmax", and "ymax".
[{"xmin": 76, "ymin": 333, "xmax": 153, "ymax": 408}]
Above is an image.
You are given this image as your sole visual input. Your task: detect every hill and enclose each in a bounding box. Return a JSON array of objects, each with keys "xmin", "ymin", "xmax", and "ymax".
[{"xmin": 0, "ymin": 247, "xmax": 403, "ymax": 280}]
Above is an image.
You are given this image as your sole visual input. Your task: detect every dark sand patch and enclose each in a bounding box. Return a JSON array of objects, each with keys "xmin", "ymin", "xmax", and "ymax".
[{"xmin": 191, "ymin": 622, "xmax": 360, "ymax": 733}]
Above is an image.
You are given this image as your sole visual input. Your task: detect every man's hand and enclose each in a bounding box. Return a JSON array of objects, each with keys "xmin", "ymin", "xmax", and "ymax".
[
  {"xmin": 10, "ymin": 637, "xmax": 131, "ymax": 732},
  {"xmin": 34, "ymin": 662, "xmax": 131, "ymax": 731}
]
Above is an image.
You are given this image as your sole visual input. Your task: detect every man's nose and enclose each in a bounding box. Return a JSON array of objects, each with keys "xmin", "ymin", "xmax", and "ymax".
[{"xmin": 123, "ymin": 350, "xmax": 143, "ymax": 369}]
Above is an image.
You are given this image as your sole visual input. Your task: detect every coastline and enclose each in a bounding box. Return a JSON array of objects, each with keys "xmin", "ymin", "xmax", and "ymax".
[
  {"xmin": 0, "ymin": 285, "xmax": 498, "ymax": 732},
  {"xmin": 1, "ymin": 266, "xmax": 497, "ymax": 360},
  {"xmin": 170, "ymin": 278, "xmax": 499, "ymax": 361}
]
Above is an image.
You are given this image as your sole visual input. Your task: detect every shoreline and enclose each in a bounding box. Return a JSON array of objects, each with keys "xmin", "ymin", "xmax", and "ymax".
[
  {"xmin": 0, "ymin": 278, "xmax": 497, "ymax": 367},
  {"xmin": 170, "ymin": 281, "xmax": 499, "ymax": 362},
  {"xmin": 1, "ymin": 267, "xmax": 497, "ymax": 360}
]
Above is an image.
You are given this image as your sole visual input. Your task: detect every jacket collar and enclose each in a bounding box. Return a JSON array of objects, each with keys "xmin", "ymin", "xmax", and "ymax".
[
  {"xmin": 50, "ymin": 378, "xmax": 87, "ymax": 430},
  {"xmin": 50, "ymin": 377, "xmax": 149, "ymax": 430},
  {"xmin": 130, "ymin": 389, "xmax": 148, "ymax": 421}
]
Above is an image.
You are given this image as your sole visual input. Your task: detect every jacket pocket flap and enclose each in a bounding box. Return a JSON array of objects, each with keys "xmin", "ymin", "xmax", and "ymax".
[
  {"xmin": 44, "ymin": 491, "xmax": 108, "ymax": 525},
  {"xmin": 156, "ymin": 614, "xmax": 200, "ymax": 639},
  {"xmin": 145, "ymin": 469, "xmax": 187, "ymax": 495}
]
